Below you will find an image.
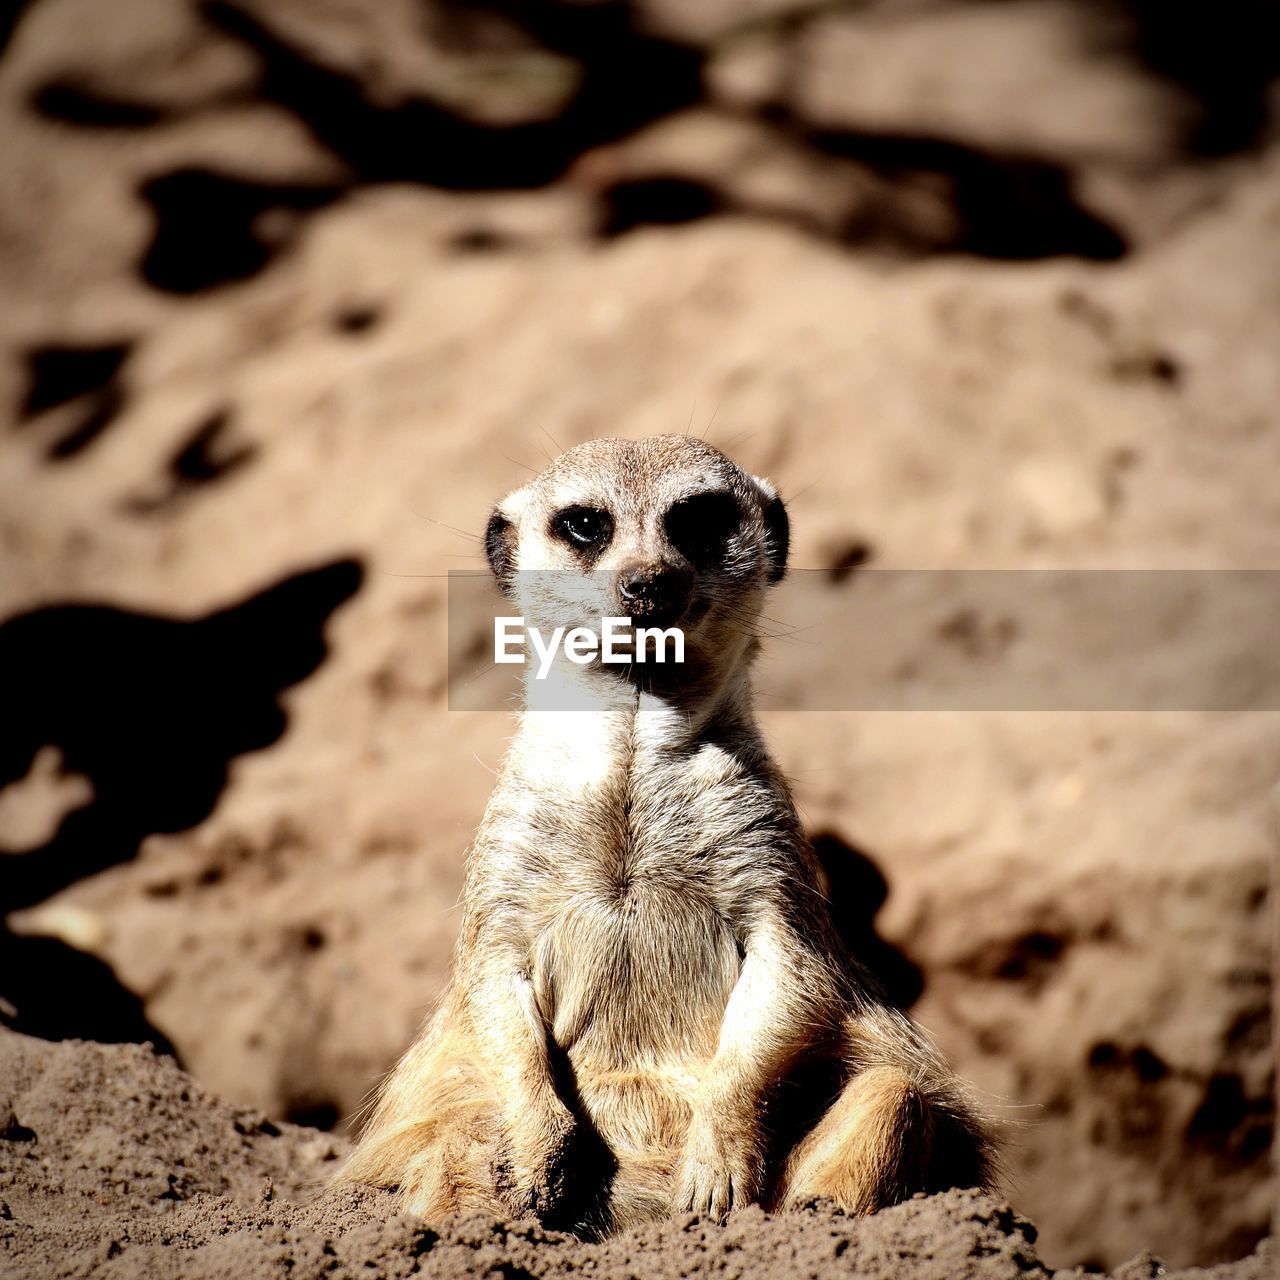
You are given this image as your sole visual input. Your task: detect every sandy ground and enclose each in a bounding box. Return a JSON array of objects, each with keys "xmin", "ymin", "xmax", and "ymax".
[
  {"xmin": 1, "ymin": 1027, "xmax": 1271, "ymax": 1280},
  {"xmin": 0, "ymin": 0, "xmax": 1277, "ymax": 1274}
]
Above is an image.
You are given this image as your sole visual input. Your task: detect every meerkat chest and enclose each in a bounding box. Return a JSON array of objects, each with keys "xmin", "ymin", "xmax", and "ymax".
[
  {"xmin": 531, "ymin": 878, "xmax": 740, "ymax": 1064},
  {"xmin": 518, "ymin": 756, "xmax": 789, "ymax": 1060}
]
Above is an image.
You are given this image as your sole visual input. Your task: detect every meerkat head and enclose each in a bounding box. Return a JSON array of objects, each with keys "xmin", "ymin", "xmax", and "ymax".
[{"xmin": 484, "ymin": 436, "xmax": 788, "ymax": 698}]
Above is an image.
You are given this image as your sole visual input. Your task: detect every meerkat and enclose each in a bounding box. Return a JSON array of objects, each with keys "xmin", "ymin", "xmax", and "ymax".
[{"xmin": 339, "ymin": 435, "xmax": 995, "ymax": 1235}]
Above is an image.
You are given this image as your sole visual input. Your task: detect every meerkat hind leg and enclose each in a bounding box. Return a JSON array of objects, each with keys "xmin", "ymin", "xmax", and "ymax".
[
  {"xmin": 776, "ymin": 1062, "xmax": 992, "ymax": 1215},
  {"xmin": 389, "ymin": 1106, "xmax": 507, "ymax": 1220},
  {"xmin": 339, "ymin": 1049, "xmax": 509, "ymax": 1220}
]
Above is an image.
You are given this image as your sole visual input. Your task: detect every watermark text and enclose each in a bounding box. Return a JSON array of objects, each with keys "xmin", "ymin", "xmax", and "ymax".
[{"xmin": 495, "ymin": 616, "xmax": 685, "ymax": 680}]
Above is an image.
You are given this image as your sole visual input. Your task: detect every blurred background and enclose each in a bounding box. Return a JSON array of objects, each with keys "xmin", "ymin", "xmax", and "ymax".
[{"xmin": 0, "ymin": 0, "xmax": 1277, "ymax": 1270}]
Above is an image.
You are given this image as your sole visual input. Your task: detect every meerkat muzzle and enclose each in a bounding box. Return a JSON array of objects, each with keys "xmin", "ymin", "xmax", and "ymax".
[{"xmin": 616, "ymin": 562, "xmax": 693, "ymax": 626}]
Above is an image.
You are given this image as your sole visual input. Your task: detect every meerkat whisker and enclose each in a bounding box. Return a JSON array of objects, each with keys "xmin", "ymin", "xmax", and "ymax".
[
  {"xmin": 501, "ymin": 451, "xmax": 540, "ymax": 475},
  {"xmin": 410, "ymin": 508, "xmax": 483, "ymax": 543}
]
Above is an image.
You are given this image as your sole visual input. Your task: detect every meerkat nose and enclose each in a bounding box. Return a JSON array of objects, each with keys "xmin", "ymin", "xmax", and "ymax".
[{"xmin": 617, "ymin": 563, "xmax": 693, "ymax": 623}]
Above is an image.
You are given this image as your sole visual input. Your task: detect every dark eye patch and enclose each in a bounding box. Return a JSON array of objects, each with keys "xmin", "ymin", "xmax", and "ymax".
[
  {"xmin": 551, "ymin": 505, "xmax": 614, "ymax": 556},
  {"xmin": 664, "ymin": 491, "xmax": 742, "ymax": 564}
]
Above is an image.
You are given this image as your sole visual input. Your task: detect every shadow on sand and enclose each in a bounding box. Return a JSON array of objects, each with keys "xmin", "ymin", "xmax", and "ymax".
[{"xmin": 0, "ymin": 558, "xmax": 363, "ymax": 1051}]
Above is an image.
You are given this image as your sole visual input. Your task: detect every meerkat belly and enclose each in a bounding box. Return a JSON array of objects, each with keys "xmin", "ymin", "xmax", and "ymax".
[{"xmin": 532, "ymin": 875, "xmax": 740, "ymax": 1071}]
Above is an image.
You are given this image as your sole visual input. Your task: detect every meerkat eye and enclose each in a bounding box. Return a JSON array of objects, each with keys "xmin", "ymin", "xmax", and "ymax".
[
  {"xmin": 665, "ymin": 492, "xmax": 742, "ymax": 563},
  {"xmin": 554, "ymin": 505, "xmax": 613, "ymax": 550}
]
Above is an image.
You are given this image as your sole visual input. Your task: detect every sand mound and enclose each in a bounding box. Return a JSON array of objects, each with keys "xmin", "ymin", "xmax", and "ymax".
[{"xmin": 0, "ymin": 1028, "xmax": 1268, "ymax": 1280}]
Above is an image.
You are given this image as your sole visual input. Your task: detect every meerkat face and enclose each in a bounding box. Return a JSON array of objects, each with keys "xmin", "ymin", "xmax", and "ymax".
[{"xmin": 484, "ymin": 436, "xmax": 788, "ymax": 694}]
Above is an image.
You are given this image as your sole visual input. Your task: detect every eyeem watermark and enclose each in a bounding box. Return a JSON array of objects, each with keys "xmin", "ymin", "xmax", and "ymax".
[
  {"xmin": 450, "ymin": 569, "xmax": 1280, "ymax": 710},
  {"xmin": 495, "ymin": 616, "xmax": 685, "ymax": 680}
]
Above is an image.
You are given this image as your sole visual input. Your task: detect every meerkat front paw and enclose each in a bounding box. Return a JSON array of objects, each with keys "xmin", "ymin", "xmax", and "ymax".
[
  {"xmin": 673, "ymin": 1109, "xmax": 762, "ymax": 1220},
  {"xmin": 505, "ymin": 1095, "xmax": 576, "ymax": 1217}
]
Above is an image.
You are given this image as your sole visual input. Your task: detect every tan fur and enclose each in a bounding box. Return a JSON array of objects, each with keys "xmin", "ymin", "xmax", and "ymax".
[{"xmin": 338, "ymin": 436, "xmax": 996, "ymax": 1235}]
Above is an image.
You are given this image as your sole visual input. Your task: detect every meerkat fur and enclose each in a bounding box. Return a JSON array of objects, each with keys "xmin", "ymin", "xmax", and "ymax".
[{"xmin": 338, "ymin": 435, "xmax": 995, "ymax": 1234}]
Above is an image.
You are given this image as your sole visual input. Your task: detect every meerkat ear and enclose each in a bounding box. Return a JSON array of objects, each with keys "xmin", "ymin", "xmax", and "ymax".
[
  {"xmin": 484, "ymin": 508, "xmax": 518, "ymax": 597},
  {"xmin": 754, "ymin": 478, "xmax": 790, "ymax": 583}
]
